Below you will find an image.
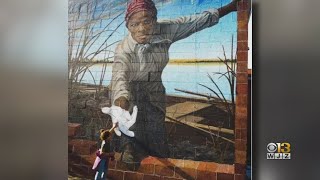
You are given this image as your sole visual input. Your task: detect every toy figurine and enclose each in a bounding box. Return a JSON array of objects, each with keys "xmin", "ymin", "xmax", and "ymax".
[
  {"xmin": 92, "ymin": 126, "xmax": 116, "ymax": 180},
  {"xmin": 101, "ymin": 105, "xmax": 138, "ymax": 137}
]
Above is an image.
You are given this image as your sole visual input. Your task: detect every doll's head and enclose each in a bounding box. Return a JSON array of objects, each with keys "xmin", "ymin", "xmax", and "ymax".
[{"xmin": 99, "ymin": 129, "xmax": 111, "ymax": 141}]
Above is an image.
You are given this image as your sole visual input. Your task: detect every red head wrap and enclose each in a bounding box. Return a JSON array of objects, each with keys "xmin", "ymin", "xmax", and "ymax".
[{"xmin": 125, "ymin": 0, "xmax": 157, "ymax": 24}]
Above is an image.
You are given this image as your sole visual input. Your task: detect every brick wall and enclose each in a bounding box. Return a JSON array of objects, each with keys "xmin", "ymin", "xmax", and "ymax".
[
  {"xmin": 235, "ymin": 0, "xmax": 250, "ymax": 177},
  {"xmin": 68, "ymin": 132, "xmax": 239, "ymax": 180}
]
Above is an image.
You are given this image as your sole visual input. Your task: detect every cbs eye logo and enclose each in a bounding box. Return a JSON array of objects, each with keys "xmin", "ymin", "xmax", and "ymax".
[{"xmin": 267, "ymin": 142, "xmax": 291, "ymax": 160}]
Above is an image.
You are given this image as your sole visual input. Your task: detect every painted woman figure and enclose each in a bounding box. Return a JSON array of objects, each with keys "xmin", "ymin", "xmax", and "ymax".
[{"xmin": 110, "ymin": 0, "xmax": 239, "ymax": 163}]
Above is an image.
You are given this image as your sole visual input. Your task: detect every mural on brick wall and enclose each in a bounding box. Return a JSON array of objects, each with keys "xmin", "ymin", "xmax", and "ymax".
[{"xmin": 69, "ymin": 0, "xmax": 240, "ymax": 178}]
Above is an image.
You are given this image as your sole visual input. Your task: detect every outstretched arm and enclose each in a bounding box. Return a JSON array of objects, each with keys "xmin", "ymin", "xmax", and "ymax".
[
  {"xmin": 110, "ymin": 45, "xmax": 131, "ymax": 110},
  {"xmin": 109, "ymin": 122, "xmax": 118, "ymax": 133},
  {"xmin": 218, "ymin": 0, "xmax": 239, "ymax": 19},
  {"xmin": 158, "ymin": 0, "xmax": 239, "ymax": 43},
  {"xmin": 97, "ymin": 151, "xmax": 115, "ymax": 159}
]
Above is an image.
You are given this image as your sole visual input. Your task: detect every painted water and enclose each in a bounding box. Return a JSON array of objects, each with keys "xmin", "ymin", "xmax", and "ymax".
[{"xmin": 80, "ymin": 62, "xmax": 235, "ymax": 100}]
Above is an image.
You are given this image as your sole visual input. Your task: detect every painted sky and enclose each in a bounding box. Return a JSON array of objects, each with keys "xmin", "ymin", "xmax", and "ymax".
[{"xmin": 78, "ymin": 0, "xmax": 237, "ymax": 60}]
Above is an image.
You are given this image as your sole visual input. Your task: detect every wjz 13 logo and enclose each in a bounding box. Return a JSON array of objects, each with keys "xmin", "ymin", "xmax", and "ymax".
[{"xmin": 267, "ymin": 142, "xmax": 291, "ymax": 160}]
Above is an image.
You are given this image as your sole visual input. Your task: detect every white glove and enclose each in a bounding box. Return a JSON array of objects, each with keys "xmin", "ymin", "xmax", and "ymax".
[{"xmin": 101, "ymin": 105, "xmax": 138, "ymax": 137}]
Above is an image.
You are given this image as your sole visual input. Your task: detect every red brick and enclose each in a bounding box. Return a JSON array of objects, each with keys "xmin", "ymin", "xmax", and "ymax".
[
  {"xmin": 161, "ymin": 177, "xmax": 183, "ymax": 180},
  {"xmin": 221, "ymin": 164, "xmax": 234, "ymax": 174},
  {"xmin": 216, "ymin": 164, "xmax": 231, "ymax": 174},
  {"xmin": 236, "ymin": 61, "xmax": 248, "ymax": 73},
  {"xmin": 197, "ymin": 162, "xmax": 206, "ymax": 172},
  {"xmin": 240, "ymin": 118, "xmax": 247, "ymax": 129},
  {"xmin": 236, "ymin": 84, "xmax": 248, "ymax": 95},
  {"xmin": 235, "ymin": 109, "xmax": 248, "ymax": 129},
  {"xmin": 108, "ymin": 169, "xmax": 124, "ymax": 180},
  {"xmin": 235, "ymin": 139, "xmax": 247, "ymax": 151},
  {"xmin": 174, "ymin": 167, "xmax": 197, "ymax": 179},
  {"xmin": 234, "ymin": 163, "xmax": 246, "ymax": 175},
  {"xmin": 235, "ymin": 129, "xmax": 241, "ymax": 140},
  {"xmin": 235, "ymin": 106, "xmax": 247, "ymax": 117},
  {"xmin": 235, "ymin": 119, "xmax": 240, "ymax": 130},
  {"xmin": 235, "ymin": 150, "xmax": 247, "ymax": 164},
  {"xmin": 237, "ymin": 41, "xmax": 248, "ymax": 51},
  {"xmin": 142, "ymin": 156, "xmax": 172, "ymax": 167},
  {"xmin": 237, "ymin": 11, "xmax": 249, "ymax": 23},
  {"xmin": 235, "ymin": 174, "xmax": 246, "ymax": 180},
  {"xmin": 143, "ymin": 174, "xmax": 161, "ymax": 180},
  {"xmin": 68, "ymin": 123, "xmax": 81, "ymax": 137},
  {"xmin": 205, "ymin": 162, "xmax": 219, "ymax": 172},
  {"xmin": 236, "ymin": 73, "xmax": 248, "ymax": 84},
  {"xmin": 69, "ymin": 139, "xmax": 97, "ymax": 155},
  {"xmin": 197, "ymin": 171, "xmax": 216, "ymax": 180},
  {"xmin": 137, "ymin": 164, "xmax": 155, "ymax": 174},
  {"xmin": 183, "ymin": 159, "xmax": 199, "ymax": 169},
  {"xmin": 157, "ymin": 158, "xmax": 174, "ymax": 167},
  {"xmin": 124, "ymin": 171, "xmax": 144, "ymax": 180},
  {"xmin": 235, "ymin": 114, "xmax": 247, "ymax": 129},
  {"xmin": 238, "ymin": 1, "xmax": 249, "ymax": 11},
  {"xmin": 237, "ymin": 30, "xmax": 248, "ymax": 42},
  {"xmin": 228, "ymin": 165, "xmax": 234, "ymax": 174},
  {"xmin": 168, "ymin": 158, "xmax": 184, "ymax": 167},
  {"xmin": 237, "ymin": 52, "xmax": 248, "ymax": 62},
  {"xmin": 236, "ymin": 107, "xmax": 248, "ymax": 119},
  {"xmin": 197, "ymin": 162, "xmax": 218, "ymax": 173},
  {"xmin": 141, "ymin": 156, "xmax": 159, "ymax": 165},
  {"xmin": 237, "ymin": 20, "xmax": 247, "ymax": 32},
  {"xmin": 155, "ymin": 165, "xmax": 174, "ymax": 177},
  {"xmin": 197, "ymin": 162, "xmax": 234, "ymax": 179},
  {"xmin": 217, "ymin": 173, "xmax": 234, "ymax": 180},
  {"xmin": 241, "ymin": 129, "xmax": 248, "ymax": 141},
  {"xmin": 237, "ymin": 116, "xmax": 247, "ymax": 130},
  {"xmin": 236, "ymin": 95, "xmax": 248, "ymax": 107}
]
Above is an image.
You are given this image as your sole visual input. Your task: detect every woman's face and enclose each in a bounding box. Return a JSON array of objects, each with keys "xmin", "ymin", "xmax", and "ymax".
[{"xmin": 127, "ymin": 11, "xmax": 156, "ymax": 44}]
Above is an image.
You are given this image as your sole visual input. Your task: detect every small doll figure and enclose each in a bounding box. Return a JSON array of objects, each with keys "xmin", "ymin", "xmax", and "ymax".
[{"xmin": 92, "ymin": 125, "xmax": 116, "ymax": 180}]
